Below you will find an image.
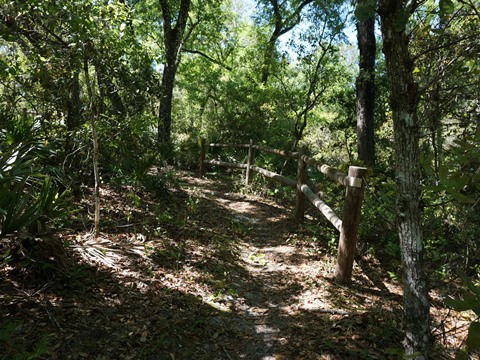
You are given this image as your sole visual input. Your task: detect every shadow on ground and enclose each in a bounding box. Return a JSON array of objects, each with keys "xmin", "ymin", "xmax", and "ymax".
[{"xmin": 0, "ymin": 170, "xmax": 466, "ymax": 359}]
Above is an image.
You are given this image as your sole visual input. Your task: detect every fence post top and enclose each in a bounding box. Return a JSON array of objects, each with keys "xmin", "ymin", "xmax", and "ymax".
[
  {"xmin": 348, "ymin": 166, "xmax": 368, "ymax": 178},
  {"xmin": 348, "ymin": 166, "xmax": 368, "ymax": 171}
]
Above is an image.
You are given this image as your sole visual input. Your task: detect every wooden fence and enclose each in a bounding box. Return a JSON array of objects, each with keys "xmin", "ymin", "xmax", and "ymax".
[{"xmin": 200, "ymin": 139, "xmax": 367, "ymax": 284}]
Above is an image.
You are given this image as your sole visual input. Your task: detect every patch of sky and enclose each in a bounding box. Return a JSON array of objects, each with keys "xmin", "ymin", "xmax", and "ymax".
[{"xmin": 234, "ymin": 0, "xmax": 359, "ymax": 63}]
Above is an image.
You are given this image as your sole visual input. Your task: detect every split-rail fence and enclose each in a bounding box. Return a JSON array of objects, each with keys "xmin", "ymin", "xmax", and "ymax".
[{"xmin": 199, "ymin": 139, "xmax": 367, "ymax": 284}]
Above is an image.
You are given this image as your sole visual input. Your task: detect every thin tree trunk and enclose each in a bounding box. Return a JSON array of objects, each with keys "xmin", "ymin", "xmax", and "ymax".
[
  {"xmin": 379, "ymin": 1, "xmax": 430, "ymax": 358},
  {"xmin": 83, "ymin": 57, "xmax": 101, "ymax": 238},
  {"xmin": 65, "ymin": 69, "xmax": 81, "ymax": 158},
  {"xmin": 431, "ymin": 81, "xmax": 443, "ymax": 184},
  {"xmin": 356, "ymin": 2, "xmax": 376, "ymax": 166}
]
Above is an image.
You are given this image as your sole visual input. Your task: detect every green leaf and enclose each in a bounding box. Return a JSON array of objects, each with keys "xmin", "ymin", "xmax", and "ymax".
[
  {"xmin": 449, "ymin": 172, "xmax": 470, "ymax": 189},
  {"xmin": 445, "ymin": 188, "xmax": 475, "ymax": 204},
  {"xmin": 0, "ymin": 320, "xmax": 20, "ymax": 341},
  {"xmin": 466, "ymin": 322, "xmax": 480, "ymax": 351},
  {"xmin": 444, "ymin": 297, "xmax": 468, "ymax": 312},
  {"xmin": 439, "ymin": 0, "xmax": 455, "ymax": 18},
  {"xmin": 32, "ymin": 335, "xmax": 49, "ymax": 357},
  {"xmin": 457, "ymin": 270, "xmax": 480, "ymax": 295}
]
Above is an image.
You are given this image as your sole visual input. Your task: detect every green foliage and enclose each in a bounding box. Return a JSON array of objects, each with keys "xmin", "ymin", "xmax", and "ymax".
[
  {"xmin": 0, "ymin": 151, "xmax": 49, "ymax": 236},
  {"xmin": 97, "ymin": 112, "xmax": 159, "ymax": 183},
  {"xmin": 354, "ymin": 0, "xmax": 376, "ymax": 22},
  {"xmin": 0, "ymin": 111, "xmax": 70, "ymax": 236},
  {"xmin": 439, "ymin": 0, "xmax": 455, "ymax": 19},
  {"xmin": 0, "ymin": 180, "xmax": 39, "ymax": 236},
  {"xmin": 358, "ymin": 174, "xmax": 398, "ymax": 258},
  {"xmin": 425, "ymin": 164, "xmax": 476, "ymax": 205},
  {"xmin": 0, "ymin": 320, "xmax": 48, "ymax": 360},
  {"xmin": 326, "ymin": 227, "xmax": 338, "ymax": 255},
  {"xmin": 173, "ymin": 134, "xmax": 201, "ymax": 170}
]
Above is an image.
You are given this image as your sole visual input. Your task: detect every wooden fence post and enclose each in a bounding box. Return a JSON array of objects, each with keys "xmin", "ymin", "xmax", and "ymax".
[
  {"xmin": 245, "ymin": 139, "xmax": 255, "ymax": 186},
  {"xmin": 295, "ymin": 148, "xmax": 307, "ymax": 222},
  {"xmin": 334, "ymin": 166, "xmax": 367, "ymax": 284},
  {"xmin": 200, "ymin": 138, "xmax": 206, "ymax": 177}
]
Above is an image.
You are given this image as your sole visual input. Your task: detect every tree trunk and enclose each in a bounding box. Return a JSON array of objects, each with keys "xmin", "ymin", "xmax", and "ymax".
[
  {"xmin": 335, "ymin": 166, "xmax": 367, "ymax": 283},
  {"xmin": 158, "ymin": 0, "xmax": 191, "ymax": 151},
  {"xmin": 261, "ymin": 33, "xmax": 279, "ymax": 84},
  {"xmin": 260, "ymin": 0, "xmax": 314, "ymax": 84},
  {"xmin": 158, "ymin": 62, "xmax": 176, "ymax": 146},
  {"xmin": 379, "ymin": 1, "xmax": 430, "ymax": 358},
  {"xmin": 356, "ymin": 4, "xmax": 376, "ymax": 166},
  {"xmin": 261, "ymin": 0, "xmax": 285, "ymax": 85},
  {"xmin": 65, "ymin": 69, "xmax": 81, "ymax": 156},
  {"xmin": 83, "ymin": 57, "xmax": 101, "ymax": 238}
]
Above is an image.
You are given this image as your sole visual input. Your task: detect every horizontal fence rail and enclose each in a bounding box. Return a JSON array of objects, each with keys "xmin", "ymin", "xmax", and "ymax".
[
  {"xmin": 199, "ymin": 138, "xmax": 367, "ymax": 284},
  {"xmin": 252, "ymin": 145, "xmax": 298, "ymax": 159},
  {"xmin": 204, "ymin": 159, "xmax": 248, "ymax": 169},
  {"xmin": 250, "ymin": 165, "xmax": 297, "ymax": 187},
  {"xmin": 299, "ymin": 184, "xmax": 343, "ymax": 231},
  {"xmin": 209, "ymin": 143, "xmax": 250, "ymax": 149}
]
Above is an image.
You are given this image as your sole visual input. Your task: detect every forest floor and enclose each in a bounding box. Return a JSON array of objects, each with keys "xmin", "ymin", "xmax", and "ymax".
[{"xmin": 0, "ymin": 169, "xmax": 476, "ymax": 359}]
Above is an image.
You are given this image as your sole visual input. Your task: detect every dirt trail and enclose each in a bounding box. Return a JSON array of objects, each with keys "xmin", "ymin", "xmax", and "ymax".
[
  {"xmin": 210, "ymin": 189, "xmax": 302, "ymax": 359},
  {"xmin": 179, "ymin": 173, "xmax": 462, "ymax": 360},
  {"xmin": 184, "ymin": 174, "xmax": 379, "ymax": 359},
  {"xmin": 0, "ymin": 171, "xmax": 467, "ymax": 360}
]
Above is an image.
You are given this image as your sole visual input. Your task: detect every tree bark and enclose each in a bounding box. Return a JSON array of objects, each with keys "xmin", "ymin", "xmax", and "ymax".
[
  {"xmin": 158, "ymin": 0, "xmax": 191, "ymax": 150},
  {"xmin": 335, "ymin": 166, "xmax": 367, "ymax": 284},
  {"xmin": 158, "ymin": 63, "xmax": 176, "ymax": 146},
  {"xmin": 379, "ymin": 1, "xmax": 430, "ymax": 358},
  {"xmin": 83, "ymin": 56, "xmax": 101, "ymax": 238},
  {"xmin": 356, "ymin": 3, "xmax": 376, "ymax": 166},
  {"xmin": 65, "ymin": 68, "xmax": 81, "ymax": 158}
]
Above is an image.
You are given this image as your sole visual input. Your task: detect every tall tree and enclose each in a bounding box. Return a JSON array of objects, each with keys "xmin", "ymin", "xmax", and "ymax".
[
  {"xmin": 378, "ymin": 0, "xmax": 430, "ymax": 357},
  {"xmin": 355, "ymin": 0, "xmax": 376, "ymax": 166},
  {"xmin": 274, "ymin": 18, "xmax": 347, "ymax": 153},
  {"xmin": 158, "ymin": 0, "xmax": 191, "ymax": 150},
  {"xmin": 257, "ymin": 0, "xmax": 314, "ymax": 84}
]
